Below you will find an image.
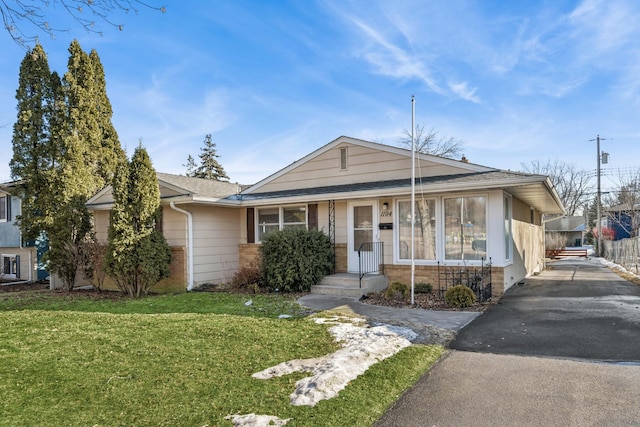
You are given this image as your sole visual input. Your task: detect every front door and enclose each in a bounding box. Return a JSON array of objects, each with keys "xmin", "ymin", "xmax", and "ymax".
[{"xmin": 347, "ymin": 200, "xmax": 379, "ymax": 273}]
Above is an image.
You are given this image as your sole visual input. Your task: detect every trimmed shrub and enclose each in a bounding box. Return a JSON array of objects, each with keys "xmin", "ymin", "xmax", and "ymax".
[
  {"xmin": 414, "ymin": 282, "xmax": 433, "ymax": 294},
  {"xmin": 444, "ymin": 285, "xmax": 477, "ymax": 308},
  {"xmin": 260, "ymin": 228, "xmax": 333, "ymax": 292},
  {"xmin": 384, "ymin": 281, "xmax": 409, "ymax": 301}
]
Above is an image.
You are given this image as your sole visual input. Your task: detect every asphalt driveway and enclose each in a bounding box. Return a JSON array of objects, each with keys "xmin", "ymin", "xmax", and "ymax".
[
  {"xmin": 376, "ymin": 258, "xmax": 640, "ymax": 426},
  {"xmin": 450, "ymin": 258, "xmax": 640, "ymax": 362}
]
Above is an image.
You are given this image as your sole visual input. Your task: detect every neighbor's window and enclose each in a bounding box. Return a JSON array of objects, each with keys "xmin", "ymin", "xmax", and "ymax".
[
  {"xmin": 257, "ymin": 206, "xmax": 307, "ymax": 241},
  {"xmin": 444, "ymin": 196, "xmax": 487, "ymax": 261},
  {"xmin": 0, "ymin": 196, "xmax": 6, "ymax": 222},
  {"xmin": 398, "ymin": 199, "xmax": 436, "ymax": 260},
  {"xmin": 1, "ymin": 254, "xmax": 19, "ymax": 277}
]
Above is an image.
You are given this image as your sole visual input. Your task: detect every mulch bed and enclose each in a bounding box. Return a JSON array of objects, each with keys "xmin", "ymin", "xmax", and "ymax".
[
  {"xmin": 0, "ymin": 282, "xmax": 130, "ymax": 301},
  {"xmin": 362, "ymin": 291, "xmax": 498, "ymax": 312}
]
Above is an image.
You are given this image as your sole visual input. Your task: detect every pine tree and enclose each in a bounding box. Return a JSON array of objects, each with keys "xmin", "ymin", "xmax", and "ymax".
[
  {"xmin": 11, "ymin": 40, "xmax": 127, "ymax": 291},
  {"xmin": 183, "ymin": 154, "xmax": 197, "ymax": 177},
  {"xmin": 89, "ymin": 48, "xmax": 126, "ymax": 182},
  {"xmin": 192, "ymin": 134, "xmax": 229, "ymax": 181},
  {"xmin": 10, "ymin": 44, "xmax": 58, "ymax": 242},
  {"xmin": 106, "ymin": 146, "xmax": 171, "ymax": 297}
]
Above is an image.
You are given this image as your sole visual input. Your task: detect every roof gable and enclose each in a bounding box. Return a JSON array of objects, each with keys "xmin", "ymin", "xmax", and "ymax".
[{"xmin": 242, "ymin": 136, "xmax": 493, "ymax": 195}]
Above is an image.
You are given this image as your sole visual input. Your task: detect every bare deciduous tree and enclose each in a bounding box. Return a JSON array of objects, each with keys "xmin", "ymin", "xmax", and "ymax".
[
  {"xmin": 1, "ymin": 1, "xmax": 166, "ymax": 48},
  {"xmin": 399, "ymin": 124, "xmax": 465, "ymax": 159},
  {"xmin": 520, "ymin": 160, "xmax": 591, "ymax": 216}
]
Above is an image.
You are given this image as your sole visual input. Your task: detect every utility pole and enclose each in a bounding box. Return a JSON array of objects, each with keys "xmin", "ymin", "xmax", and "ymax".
[{"xmin": 591, "ymin": 135, "xmax": 609, "ymax": 257}]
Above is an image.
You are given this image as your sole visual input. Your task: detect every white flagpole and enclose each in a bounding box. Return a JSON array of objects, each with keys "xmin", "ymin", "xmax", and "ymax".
[{"xmin": 411, "ymin": 95, "xmax": 416, "ymax": 305}]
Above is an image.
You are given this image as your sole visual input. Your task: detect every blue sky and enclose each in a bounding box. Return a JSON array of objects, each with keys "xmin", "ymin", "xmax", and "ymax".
[{"xmin": 1, "ymin": 0, "xmax": 639, "ymax": 191}]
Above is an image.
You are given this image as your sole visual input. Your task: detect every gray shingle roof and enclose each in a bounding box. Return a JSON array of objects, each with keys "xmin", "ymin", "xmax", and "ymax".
[
  {"xmin": 157, "ymin": 173, "xmax": 241, "ymax": 199},
  {"xmin": 236, "ymin": 170, "xmax": 544, "ymax": 200}
]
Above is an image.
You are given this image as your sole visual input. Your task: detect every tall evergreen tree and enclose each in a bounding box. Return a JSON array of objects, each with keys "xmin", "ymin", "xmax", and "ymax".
[
  {"xmin": 10, "ymin": 44, "xmax": 58, "ymax": 242},
  {"xmin": 106, "ymin": 146, "xmax": 171, "ymax": 297},
  {"xmin": 191, "ymin": 134, "xmax": 229, "ymax": 181},
  {"xmin": 183, "ymin": 154, "xmax": 197, "ymax": 177},
  {"xmin": 10, "ymin": 40, "xmax": 126, "ymax": 290}
]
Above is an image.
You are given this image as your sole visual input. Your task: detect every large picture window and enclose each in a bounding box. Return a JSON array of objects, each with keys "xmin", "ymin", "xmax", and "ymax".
[
  {"xmin": 398, "ymin": 199, "xmax": 436, "ymax": 260},
  {"xmin": 257, "ymin": 206, "xmax": 307, "ymax": 241},
  {"xmin": 444, "ymin": 196, "xmax": 487, "ymax": 261}
]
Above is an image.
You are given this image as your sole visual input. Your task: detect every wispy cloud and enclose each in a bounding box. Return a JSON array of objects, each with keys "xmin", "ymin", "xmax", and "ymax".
[{"xmin": 448, "ymin": 81, "xmax": 480, "ymax": 104}]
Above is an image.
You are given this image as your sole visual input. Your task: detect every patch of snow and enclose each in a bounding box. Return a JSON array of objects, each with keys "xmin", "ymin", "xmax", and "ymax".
[
  {"xmin": 595, "ymin": 256, "xmax": 640, "ymax": 278},
  {"xmin": 224, "ymin": 414, "xmax": 291, "ymax": 426},
  {"xmin": 252, "ymin": 316, "xmax": 416, "ymax": 407}
]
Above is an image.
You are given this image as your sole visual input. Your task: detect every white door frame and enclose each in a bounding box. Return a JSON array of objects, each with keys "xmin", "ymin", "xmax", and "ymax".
[{"xmin": 347, "ymin": 200, "xmax": 379, "ymax": 273}]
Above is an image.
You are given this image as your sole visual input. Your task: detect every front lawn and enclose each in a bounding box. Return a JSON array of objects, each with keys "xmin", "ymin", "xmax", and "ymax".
[{"xmin": 0, "ymin": 290, "xmax": 444, "ymax": 426}]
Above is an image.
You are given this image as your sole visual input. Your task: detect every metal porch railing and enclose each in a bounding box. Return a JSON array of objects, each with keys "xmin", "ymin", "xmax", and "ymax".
[{"xmin": 358, "ymin": 241, "xmax": 384, "ymax": 288}]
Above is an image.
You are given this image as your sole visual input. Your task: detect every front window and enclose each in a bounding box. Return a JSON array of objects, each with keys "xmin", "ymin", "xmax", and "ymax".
[
  {"xmin": 257, "ymin": 206, "xmax": 307, "ymax": 241},
  {"xmin": 444, "ymin": 196, "xmax": 487, "ymax": 261},
  {"xmin": 283, "ymin": 206, "xmax": 307, "ymax": 230},
  {"xmin": 398, "ymin": 199, "xmax": 436, "ymax": 260},
  {"xmin": 258, "ymin": 208, "xmax": 280, "ymax": 241}
]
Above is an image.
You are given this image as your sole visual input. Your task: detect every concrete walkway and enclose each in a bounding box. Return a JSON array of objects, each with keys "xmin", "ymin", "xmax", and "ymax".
[{"xmin": 297, "ymin": 294, "xmax": 480, "ymax": 331}]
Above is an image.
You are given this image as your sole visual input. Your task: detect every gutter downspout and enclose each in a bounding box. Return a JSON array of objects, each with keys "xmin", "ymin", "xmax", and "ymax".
[{"xmin": 169, "ymin": 202, "xmax": 194, "ymax": 291}]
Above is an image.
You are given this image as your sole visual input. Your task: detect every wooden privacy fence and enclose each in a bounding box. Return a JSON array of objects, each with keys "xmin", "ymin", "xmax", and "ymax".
[{"xmin": 602, "ymin": 237, "xmax": 640, "ymax": 274}]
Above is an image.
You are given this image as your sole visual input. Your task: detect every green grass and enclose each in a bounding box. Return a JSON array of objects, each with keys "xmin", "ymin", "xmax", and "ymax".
[{"xmin": 0, "ymin": 291, "xmax": 445, "ymax": 426}]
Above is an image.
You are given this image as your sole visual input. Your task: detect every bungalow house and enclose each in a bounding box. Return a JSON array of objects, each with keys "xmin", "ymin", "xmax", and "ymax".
[
  {"xmin": 0, "ymin": 181, "xmax": 48, "ymax": 282},
  {"xmin": 86, "ymin": 136, "xmax": 564, "ymax": 296},
  {"xmin": 545, "ymin": 216, "xmax": 586, "ymax": 247},
  {"xmin": 603, "ymin": 203, "xmax": 640, "ymax": 240}
]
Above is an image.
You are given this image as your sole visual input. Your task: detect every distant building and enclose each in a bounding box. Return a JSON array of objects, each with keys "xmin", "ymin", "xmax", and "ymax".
[{"xmin": 545, "ymin": 216, "xmax": 586, "ymax": 247}]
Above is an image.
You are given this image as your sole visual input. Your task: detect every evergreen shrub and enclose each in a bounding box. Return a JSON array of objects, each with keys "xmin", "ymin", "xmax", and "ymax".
[
  {"xmin": 384, "ymin": 281, "xmax": 409, "ymax": 301},
  {"xmin": 260, "ymin": 228, "xmax": 332, "ymax": 292},
  {"xmin": 444, "ymin": 285, "xmax": 477, "ymax": 308},
  {"xmin": 414, "ymin": 282, "xmax": 433, "ymax": 294}
]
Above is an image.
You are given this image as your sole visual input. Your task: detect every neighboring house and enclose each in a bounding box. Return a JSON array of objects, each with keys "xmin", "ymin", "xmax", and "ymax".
[
  {"xmin": 545, "ymin": 216, "xmax": 586, "ymax": 247},
  {"xmin": 604, "ymin": 204, "xmax": 640, "ymax": 240},
  {"xmin": 0, "ymin": 181, "xmax": 48, "ymax": 282},
  {"xmin": 86, "ymin": 136, "xmax": 565, "ymax": 296}
]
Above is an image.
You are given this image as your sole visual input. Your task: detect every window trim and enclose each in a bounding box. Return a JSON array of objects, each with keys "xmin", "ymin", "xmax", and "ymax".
[
  {"xmin": 442, "ymin": 193, "xmax": 489, "ymax": 263},
  {"xmin": 340, "ymin": 147, "xmax": 348, "ymax": 170},
  {"xmin": 255, "ymin": 205, "xmax": 308, "ymax": 242},
  {"xmin": 395, "ymin": 197, "xmax": 438, "ymax": 263},
  {"xmin": 1, "ymin": 254, "xmax": 19, "ymax": 278},
  {"xmin": 394, "ymin": 193, "xmax": 489, "ymax": 265}
]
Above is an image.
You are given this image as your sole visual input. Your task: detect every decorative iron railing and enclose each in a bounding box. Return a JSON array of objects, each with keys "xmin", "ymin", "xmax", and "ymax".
[
  {"xmin": 358, "ymin": 241, "xmax": 384, "ymax": 288},
  {"xmin": 437, "ymin": 257, "xmax": 492, "ymax": 302}
]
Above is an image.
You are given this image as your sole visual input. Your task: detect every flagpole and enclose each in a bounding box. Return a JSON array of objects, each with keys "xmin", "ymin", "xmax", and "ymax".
[{"xmin": 411, "ymin": 95, "xmax": 416, "ymax": 305}]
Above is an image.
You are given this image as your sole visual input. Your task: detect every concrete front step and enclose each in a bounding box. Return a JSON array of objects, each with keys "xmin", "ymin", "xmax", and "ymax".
[{"xmin": 312, "ymin": 273, "xmax": 388, "ymax": 297}]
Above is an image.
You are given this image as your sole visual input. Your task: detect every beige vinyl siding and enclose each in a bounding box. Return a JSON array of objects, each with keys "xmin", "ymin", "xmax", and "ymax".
[
  {"xmin": 161, "ymin": 207, "xmax": 188, "ymax": 247},
  {"xmin": 93, "ymin": 210, "xmax": 110, "ymax": 243},
  {"xmin": 256, "ymin": 143, "xmax": 472, "ymax": 193},
  {"xmin": 188, "ymin": 205, "xmax": 242, "ymax": 285}
]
